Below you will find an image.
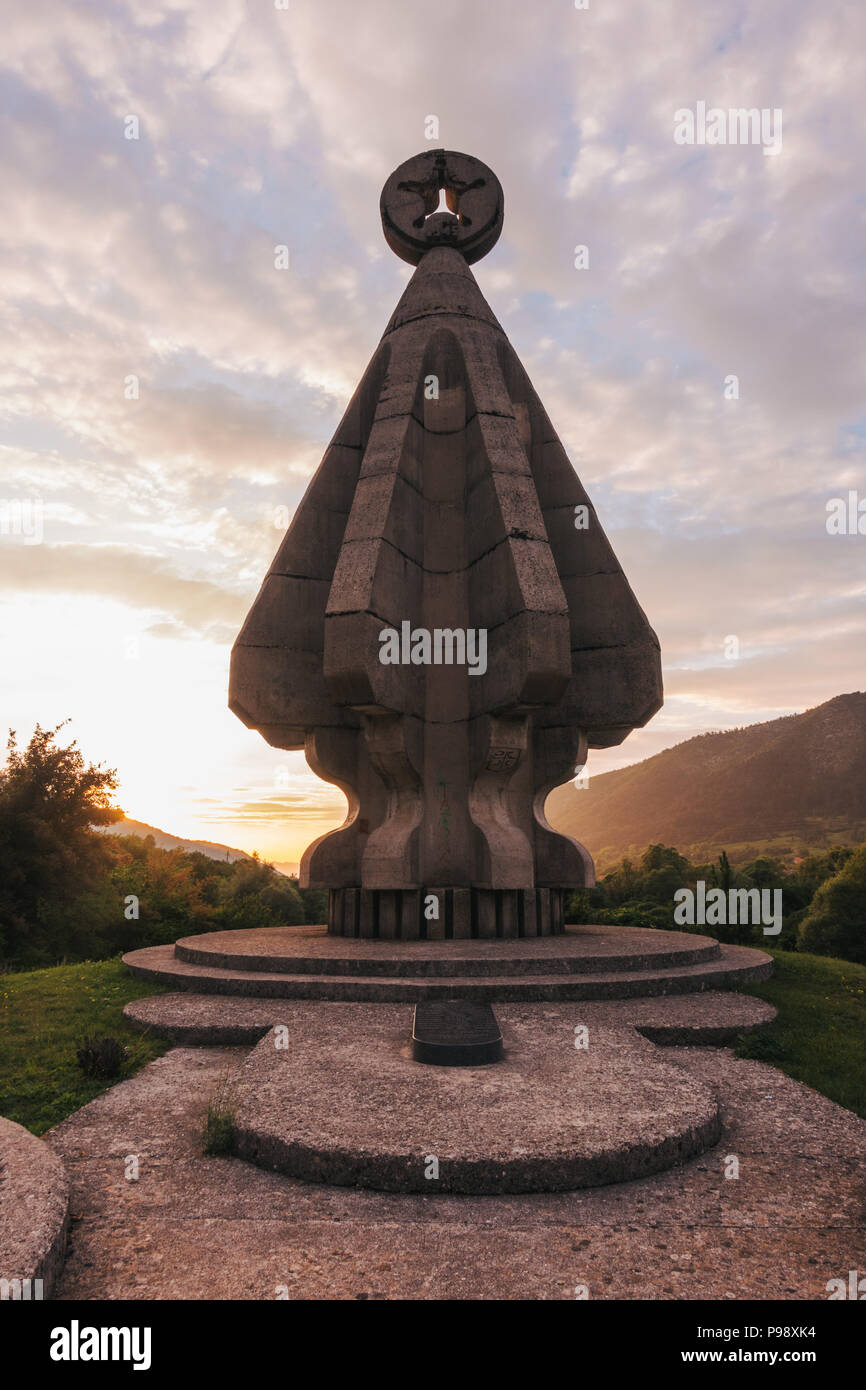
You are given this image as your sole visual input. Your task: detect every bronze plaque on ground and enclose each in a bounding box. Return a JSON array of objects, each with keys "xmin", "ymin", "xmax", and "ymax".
[{"xmin": 411, "ymin": 1001, "xmax": 503, "ymax": 1066}]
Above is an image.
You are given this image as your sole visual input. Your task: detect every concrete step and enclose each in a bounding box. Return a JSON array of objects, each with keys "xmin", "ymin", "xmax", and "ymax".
[
  {"xmin": 123, "ymin": 988, "xmax": 777, "ymax": 1047},
  {"xmin": 0, "ymin": 1116, "xmax": 70, "ymax": 1300},
  {"xmin": 122, "ymin": 941, "xmax": 773, "ymax": 1002},
  {"xmin": 230, "ymin": 1006, "xmax": 723, "ymax": 1193},
  {"xmin": 172, "ymin": 923, "xmax": 722, "ymax": 978}
]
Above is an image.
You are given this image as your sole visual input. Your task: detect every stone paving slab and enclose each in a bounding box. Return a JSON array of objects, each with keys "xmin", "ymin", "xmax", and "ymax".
[
  {"xmin": 51, "ymin": 1213, "xmax": 864, "ymax": 1301},
  {"xmin": 46, "ymin": 1046, "xmax": 866, "ymax": 1300},
  {"xmin": 231, "ymin": 1005, "xmax": 721, "ymax": 1193},
  {"xmin": 123, "ymin": 989, "xmax": 776, "ymax": 1047},
  {"xmin": 0, "ymin": 1115, "xmax": 70, "ymax": 1298},
  {"xmin": 53, "ymin": 1150, "xmax": 863, "ymax": 1233},
  {"xmin": 668, "ymin": 1047, "xmax": 866, "ymax": 1156}
]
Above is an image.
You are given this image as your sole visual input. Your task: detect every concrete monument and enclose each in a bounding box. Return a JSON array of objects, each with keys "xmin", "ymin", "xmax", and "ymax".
[{"xmin": 229, "ymin": 149, "xmax": 662, "ymax": 939}]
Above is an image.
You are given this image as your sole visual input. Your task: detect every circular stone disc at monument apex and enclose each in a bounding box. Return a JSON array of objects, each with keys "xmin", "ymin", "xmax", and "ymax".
[{"xmin": 379, "ymin": 147, "xmax": 504, "ymax": 264}]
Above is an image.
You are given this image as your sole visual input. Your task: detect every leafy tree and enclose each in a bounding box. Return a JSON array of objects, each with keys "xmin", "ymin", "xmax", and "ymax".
[
  {"xmin": 640, "ymin": 843, "xmax": 688, "ymax": 876},
  {"xmin": 0, "ymin": 723, "xmax": 122, "ymax": 965},
  {"xmin": 741, "ymin": 856, "xmax": 786, "ymax": 890},
  {"xmin": 298, "ymin": 884, "xmax": 328, "ymax": 925},
  {"xmin": 602, "ymin": 857, "xmax": 639, "ymax": 904},
  {"xmin": 104, "ymin": 839, "xmax": 214, "ymax": 952},
  {"xmin": 790, "ymin": 847, "xmax": 854, "ymax": 911},
  {"xmin": 797, "ymin": 846, "xmax": 866, "ymax": 965},
  {"xmin": 257, "ymin": 875, "xmax": 306, "ymax": 925},
  {"xmin": 717, "ymin": 850, "xmax": 732, "ymax": 894}
]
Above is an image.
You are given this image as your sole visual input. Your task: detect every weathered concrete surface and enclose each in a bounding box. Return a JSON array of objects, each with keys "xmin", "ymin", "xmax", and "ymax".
[
  {"xmin": 229, "ymin": 151, "xmax": 663, "ymax": 937},
  {"xmin": 588, "ymin": 992, "xmax": 777, "ymax": 1045},
  {"xmin": 122, "ymin": 939, "xmax": 773, "ymax": 1001},
  {"xmin": 123, "ymin": 989, "xmax": 776, "ymax": 1048},
  {"xmin": 231, "ymin": 1005, "xmax": 721, "ymax": 1193},
  {"xmin": 171, "ymin": 923, "xmax": 721, "ymax": 975},
  {"xmin": 380, "ymin": 148, "xmax": 504, "ymax": 265},
  {"xmin": 0, "ymin": 1115, "xmax": 70, "ymax": 1299},
  {"xmin": 46, "ymin": 1047, "xmax": 866, "ymax": 1300}
]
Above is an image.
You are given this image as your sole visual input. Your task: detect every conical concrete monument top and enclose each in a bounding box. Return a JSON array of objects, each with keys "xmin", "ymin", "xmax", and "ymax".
[{"xmin": 229, "ymin": 150, "xmax": 663, "ymax": 939}]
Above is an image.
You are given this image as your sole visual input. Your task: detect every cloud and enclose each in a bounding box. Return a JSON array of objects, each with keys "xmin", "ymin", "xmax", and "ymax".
[{"xmin": 0, "ymin": 543, "xmax": 247, "ymax": 639}]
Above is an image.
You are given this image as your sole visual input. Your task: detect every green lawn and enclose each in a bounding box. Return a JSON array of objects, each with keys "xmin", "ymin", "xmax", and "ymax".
[
  {"xmin": 740, "ymin": 948, "xmax": 866, "ymax": 1119},
  {"xmin": 0, "ymin": 958, "xmax": 171, "ymax": 1135}
]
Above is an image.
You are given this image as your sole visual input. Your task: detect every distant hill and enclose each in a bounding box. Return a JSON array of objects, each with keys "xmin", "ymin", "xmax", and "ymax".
[
  {"xmin": 546, "ymin": 692, "xmax": 866, "ymax": 872},
  {"xmin": 271, "ymin": 862, "xmax": 300, "ymax": 878},
  {"xmin": 99, "ymin": 820, "xmax": 298, "ymax": 878},
  {"xmin": 99, "ymin": 818, "xmax": 253, "ymax": 865}
]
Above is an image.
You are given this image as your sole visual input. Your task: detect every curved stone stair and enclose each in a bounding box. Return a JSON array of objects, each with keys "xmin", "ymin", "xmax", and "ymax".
[
  {"xmin": 122, "ymin": 923, "xmax": 773, "ymax": 1004},
  {"xmin": 124, "ymin": 987, "xmax": 776, "ymax": 1047}
]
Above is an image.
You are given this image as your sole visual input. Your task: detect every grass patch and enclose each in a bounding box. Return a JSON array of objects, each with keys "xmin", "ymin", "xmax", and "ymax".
[
  {"xmin": 740, "ymin": 948, "xmax": 866, "ymax": 1118},
  {"xmin": 201, "ymin": 1068, "xmax": 239, "ymax": 1156},
  {"xmin": 733, "ymin": 1030, "xmax": 785, "ymax": 1064},
  {"xmin": 0, "ymin": 958, "xmax": 171, "ymax": 1135}
]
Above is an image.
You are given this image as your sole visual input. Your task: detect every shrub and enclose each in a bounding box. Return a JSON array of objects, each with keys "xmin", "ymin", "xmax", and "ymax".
[{"xmin": 74, "ymin": 1032, "xmax": 128, "ymax": 1079}]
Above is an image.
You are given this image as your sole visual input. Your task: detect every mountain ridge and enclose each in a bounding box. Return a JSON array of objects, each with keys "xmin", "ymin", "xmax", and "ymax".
[
  {"xmin": 546, "ymin": 692, "xmax": 866, "ymax": 871},
  {"xmin": 98, "ymin": 817, "xmax": 252, "ymax": 865},
  {"xmin": 100, "ymin": 819, "xmax": 300, "ymax": 877}
]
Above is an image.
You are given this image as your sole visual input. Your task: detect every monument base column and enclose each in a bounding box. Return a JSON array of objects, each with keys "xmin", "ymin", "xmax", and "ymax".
[{"xmin": 327, "ymin": 888, "xmax": 567, "ymax": 940}]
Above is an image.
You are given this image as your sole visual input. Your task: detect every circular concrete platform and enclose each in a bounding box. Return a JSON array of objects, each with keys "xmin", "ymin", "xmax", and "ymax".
[
  {"xmin": 231, "ymin": 1003, "xmax": 722, "ymax": 1194},
  {"xmin": 172, "ymin": 923, "xmax": 722, "ymax": 976},
  {"xmin": 124, "ymin": 922, "xmax": 774, "ymax": 1010}
]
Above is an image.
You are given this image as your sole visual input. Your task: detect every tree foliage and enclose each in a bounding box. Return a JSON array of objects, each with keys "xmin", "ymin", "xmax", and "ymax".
[
  {"xmin": 567, "ymin": 840, "xmax": 866, "ymax": 956},
  {"xmin": 0, "ymin": 723, "xmax": 122, "ymax": 964},
  {"xmin": 797, "ymin": 846, "xmax": 866, "ymax": 964}
]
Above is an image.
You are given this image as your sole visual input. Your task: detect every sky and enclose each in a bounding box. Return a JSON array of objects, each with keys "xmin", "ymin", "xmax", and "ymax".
[{"xmin": 1, "ymin": 0, "xmax": 863, "ymax": 867}]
